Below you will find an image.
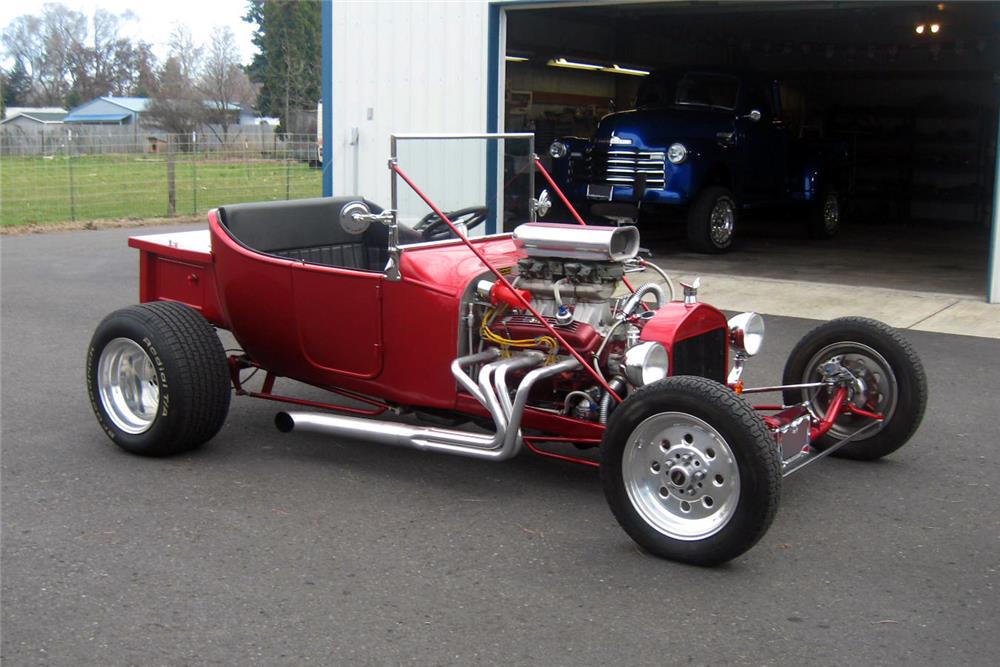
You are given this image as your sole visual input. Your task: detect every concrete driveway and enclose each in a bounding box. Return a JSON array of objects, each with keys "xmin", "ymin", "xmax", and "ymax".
[{"xmin": 2, "ymin": 225, "xmax": 998, "ymax": 665}]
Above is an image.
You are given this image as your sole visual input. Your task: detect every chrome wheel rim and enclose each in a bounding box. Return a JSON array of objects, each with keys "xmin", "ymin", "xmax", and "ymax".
[
  {"xmin": 823, "ymin": 194, "xmax": 839, "ymax": 234},
  {"xmin": 97, "ymin": 338, "xmax": 160, "ymax": 434},
  {"xmin": 801, "ymin": 341, "xmax": 897, "ymax": 440},
  {"xmin": 622, "ymin": 412, "xmax": 740, "ymax": 541},
  {"xmin": 709, "ymin": 198, "xmax": 735, "ymax": 247}
]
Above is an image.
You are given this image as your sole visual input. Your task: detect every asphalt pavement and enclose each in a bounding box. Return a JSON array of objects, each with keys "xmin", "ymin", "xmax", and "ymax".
[{"xmin": 2, "ymin": 225, "xmax": 998, "ymax": 665}]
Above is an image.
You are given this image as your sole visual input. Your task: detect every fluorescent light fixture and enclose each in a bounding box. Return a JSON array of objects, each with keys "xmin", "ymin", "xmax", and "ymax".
[
  {"xmin": 547, "ymin": 57, "xmax": 603, "ymax": 71},
  {"xmin": 505, "ymin": 55, "xmax": 529, "ymax": 62},
  {"xmin": 601, "ymin": 64, "xmax": 650, "ymax": 76}
]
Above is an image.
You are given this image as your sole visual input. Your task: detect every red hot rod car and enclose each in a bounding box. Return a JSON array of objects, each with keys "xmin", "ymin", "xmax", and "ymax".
[{"xmin": 87, "ymin": 133, "xmax": 926, "ymax": 565}]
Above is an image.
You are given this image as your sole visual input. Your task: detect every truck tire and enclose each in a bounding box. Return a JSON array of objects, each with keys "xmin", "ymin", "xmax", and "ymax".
[
  {"xmin": 601, "ymin": 376, "xmax": 781, "ymax": 566},
  {"xmin": 781, "ymin": 317, "xmax": 926, "ymax": 460},
  {"xmin": 87, "ymin": 301, "xmax": 231, "ymax": 457},
  {"xmin": 686, "ymin": 186, "xmax": 737, "ymax": 253},
  {"xmin": 808, "ymin": 189, "xmax": 840, "ymax": 239}
]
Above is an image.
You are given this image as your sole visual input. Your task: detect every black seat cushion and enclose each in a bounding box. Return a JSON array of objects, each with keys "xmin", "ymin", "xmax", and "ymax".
[{"xmin": 218, "ymin": 197, "xmax": 389, "ymax": 271}]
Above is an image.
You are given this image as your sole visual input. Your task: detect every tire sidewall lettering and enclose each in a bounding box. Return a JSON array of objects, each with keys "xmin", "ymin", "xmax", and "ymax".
[{"xmin": 138, "ymin": 337, "xmax": 169, "ymax": 415}]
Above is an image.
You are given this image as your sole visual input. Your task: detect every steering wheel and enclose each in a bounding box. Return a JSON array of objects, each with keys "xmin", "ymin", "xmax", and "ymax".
[{"xmin": 414, "ymin": 206, "xmax": 490, "ymax": 241}]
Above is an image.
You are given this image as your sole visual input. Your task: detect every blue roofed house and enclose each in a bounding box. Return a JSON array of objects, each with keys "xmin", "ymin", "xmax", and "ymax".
[
  {"xmin": 63, "ymin": 96, "xmax": 150, "ymax": 125},
  {"xmin": 54, "ymin": 95, "xmax": 267, "ymax": 152},
  {"xmin": 61, "ymin": 96, "xmax": 153, "ymax": 151},
  {"xmin": 65, "ymin": 97, "xmax": 258, "ymax": 129}
]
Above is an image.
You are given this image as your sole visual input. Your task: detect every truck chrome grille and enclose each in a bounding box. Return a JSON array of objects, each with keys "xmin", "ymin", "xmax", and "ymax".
[{"xmin": 570, "ymin": 147, "xmax": 666, "ymax": 190}]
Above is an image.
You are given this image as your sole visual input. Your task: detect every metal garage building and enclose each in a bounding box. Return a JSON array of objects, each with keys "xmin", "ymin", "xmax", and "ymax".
[{"xmin": 322, "ymin": 1, "xmax": 1000, "ymax": 303}]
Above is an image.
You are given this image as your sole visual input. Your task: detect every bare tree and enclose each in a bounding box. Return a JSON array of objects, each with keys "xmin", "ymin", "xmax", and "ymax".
[
  {"xmin": 0, "ymin": 9, "xmax": 82, "ymax": 106},
  {"xmin": 167, "ymin": 25, "xmax": 202, "ymax": 85},
  {"xmin": 198, "ymin": 26, "xmax": 255, "ymax": 142},
  {"xmin": 37, "ymin": 4, "xmax": 87, "ymax": 104},
  {"xmin": 2, "ymin": 4, "xmax": 155, "ymax": 107},
  {"xmin": 67, "ymin": 9, "xmax": 156, "ymax": 106},
  {"xmin": 145, "ymin": 26, "xmax": 206, "ymax": 138}
]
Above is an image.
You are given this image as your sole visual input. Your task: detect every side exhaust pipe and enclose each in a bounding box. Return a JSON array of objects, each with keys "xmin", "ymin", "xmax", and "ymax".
[{"xmin": 275, "ymin": 351, "xmax": 579, "ymax": 461}]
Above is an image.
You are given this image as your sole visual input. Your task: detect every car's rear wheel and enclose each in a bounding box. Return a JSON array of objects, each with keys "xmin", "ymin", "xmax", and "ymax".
[
  {"xmin": 686, "ymin": 186, "xmax": 736, "ymax": 253},
  {"xmin": 87, "ymin": 301, "xmax": 231, "ymax": 456},
  {"xmin": 781, "ymin": 317, "xmax": 926, "ymax": 460},
  {"xmin": 601, "ymin": 376, "xmax": 780, "ymax": 565}
]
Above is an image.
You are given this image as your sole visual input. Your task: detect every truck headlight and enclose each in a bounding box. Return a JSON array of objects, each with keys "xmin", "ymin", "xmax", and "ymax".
[
  {"xmin": 623, "ymin": 341, "xmax": 669, "ymax": 386},
  {"xmin": 727, "ymin": 312, "xmax": 765, "ymax": 356},
  {"xmin": 549, "ymin": 141, "xmax": 568, "ymax": 159},
  {"xmin": 667, "ymin": 143, "xmax": 688, "ymax": 164}
]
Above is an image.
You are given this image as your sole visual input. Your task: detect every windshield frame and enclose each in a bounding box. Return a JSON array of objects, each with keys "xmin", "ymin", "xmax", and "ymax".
[{"xmin": 389, "ymin": 132, "xmax": 537, "ymax": 238}]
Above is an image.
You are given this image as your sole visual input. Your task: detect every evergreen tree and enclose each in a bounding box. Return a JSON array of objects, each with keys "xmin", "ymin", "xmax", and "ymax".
[
  {"xmin": 2, "ymin": 60, "xmax": 34, "ymax": 112},
  {"xmin": 244, "ymin": 0, "xmax": 321, "ymax": 134}
]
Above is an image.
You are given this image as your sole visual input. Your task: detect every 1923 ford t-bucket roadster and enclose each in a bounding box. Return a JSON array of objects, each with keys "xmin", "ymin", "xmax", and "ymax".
[{"xmin": 87, "ymin": 134, "xmax": 926, "ymax": 565}]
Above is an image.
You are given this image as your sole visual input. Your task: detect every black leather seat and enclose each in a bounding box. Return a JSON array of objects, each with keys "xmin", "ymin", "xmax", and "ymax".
[{"xmin": 218, "ymin": 197, "xmax": 389, "ymax": 272}]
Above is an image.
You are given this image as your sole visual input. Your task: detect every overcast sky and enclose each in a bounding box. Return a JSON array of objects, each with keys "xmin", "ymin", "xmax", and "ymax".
[{"xmin": 0, "ymin": 0, "xmax": 257, "ymax": 66}]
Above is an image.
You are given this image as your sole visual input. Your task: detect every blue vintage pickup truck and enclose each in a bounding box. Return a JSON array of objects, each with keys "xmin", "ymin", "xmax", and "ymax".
[{"xmin": 548, "ymin": 70, "xmax": 841, "ymax": 253}]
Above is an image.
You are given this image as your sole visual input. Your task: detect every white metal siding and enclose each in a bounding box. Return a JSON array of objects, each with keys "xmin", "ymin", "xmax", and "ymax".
[{"xmin": 331, "ymin": 0, "xmax": 490, "ymax": 208}]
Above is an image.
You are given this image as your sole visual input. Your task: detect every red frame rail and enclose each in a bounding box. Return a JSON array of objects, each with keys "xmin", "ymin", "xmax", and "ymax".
[{"xmin": 228, "ymin": 356, "xmax": 389, "ymax": 417}]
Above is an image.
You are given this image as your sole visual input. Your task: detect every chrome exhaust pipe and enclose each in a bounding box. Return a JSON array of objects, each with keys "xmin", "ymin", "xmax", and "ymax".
[{"xmin": 275, "ymin": 351, "xmax": 579, "ymax": 461}]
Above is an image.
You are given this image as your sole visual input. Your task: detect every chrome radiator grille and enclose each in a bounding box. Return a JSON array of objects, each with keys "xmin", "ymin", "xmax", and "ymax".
[
  {"xmin": 603, "ymin": 147, "xmax": 666, "ymax": 189},
  {"xmin": 569, "ymin": 146, "xmax": 666, "ymax": 190}
]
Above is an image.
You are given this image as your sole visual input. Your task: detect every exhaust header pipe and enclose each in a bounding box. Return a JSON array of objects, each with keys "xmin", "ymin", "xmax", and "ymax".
[{"xmin": 276, "ymin": 351, "xmax": 580, "ymax": 462}]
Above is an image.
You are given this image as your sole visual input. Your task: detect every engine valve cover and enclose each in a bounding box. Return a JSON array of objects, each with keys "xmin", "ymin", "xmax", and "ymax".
[{"xmin": 495, "ymin": 315, "xmax": 602, "ymax": 355}]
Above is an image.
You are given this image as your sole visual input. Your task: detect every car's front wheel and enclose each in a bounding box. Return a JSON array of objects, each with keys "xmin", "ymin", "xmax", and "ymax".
[
  {"xmin": 781, "ymin": 317, "xmax": 926, "ymax": 460},
  {"xmin": 601, "ymin": 376, "xmax": 781, "ymax": 565},
  {"xmin": 87, "ymin": 301, "xmax": 231, "ymax": 456},
  {"xmin": 686, "ymin": 186, "xmax": 737, "ymax": 253},
  {"xmin": 809, "ymin": 189, "xmax": 840, "ymax": 239}
]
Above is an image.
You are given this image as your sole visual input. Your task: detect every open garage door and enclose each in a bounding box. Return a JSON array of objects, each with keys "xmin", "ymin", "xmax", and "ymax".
[{"xmin": 502, "ymin": 1, "xmax": 999, "ymax": 301}]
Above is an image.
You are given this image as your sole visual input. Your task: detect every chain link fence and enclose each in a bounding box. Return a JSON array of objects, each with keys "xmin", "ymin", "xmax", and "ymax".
[{"xmin": 0, "ymin": 130, "xmax": 322, "ymax": 227}]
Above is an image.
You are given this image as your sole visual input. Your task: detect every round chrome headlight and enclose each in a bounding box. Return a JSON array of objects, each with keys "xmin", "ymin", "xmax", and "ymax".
[
  {"xmin": 549, "ymin": 141, "xmax": 568, "ymax": 159},
  {"xmin": 623, "ymin": 341, "xmax": 669, "ymax": 387},
  {"xmin": 667, "ymin": 143, "xmax": 688, "ymax": 164},
  {"xmin": 727, "ymin": 312, "xmax": 765, "ymax": 356}
]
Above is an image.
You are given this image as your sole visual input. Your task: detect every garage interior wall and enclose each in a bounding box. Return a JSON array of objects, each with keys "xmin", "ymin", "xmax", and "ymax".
[
  {"xmin": 499, "ymin": 0, "xmax": 999, "ymax": 300},
  {"xmin": 329, "ymin": 0, "xmax": 489, "ymax": 208}
]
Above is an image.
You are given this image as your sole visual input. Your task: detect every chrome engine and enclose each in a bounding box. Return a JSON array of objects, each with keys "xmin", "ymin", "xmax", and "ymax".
[
  {"xmin": 510, "ymin": 222, "xmax": 652, "ymax": 335},
  {"xmin": 468, "ymin": 223, "xmax": 671, "ymax": 423}
]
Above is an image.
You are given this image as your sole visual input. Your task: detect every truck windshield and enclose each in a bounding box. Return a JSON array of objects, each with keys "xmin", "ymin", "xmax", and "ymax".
[{"xmin": 637, "ymin": 73, "xmax": 739, "ymax": 111}]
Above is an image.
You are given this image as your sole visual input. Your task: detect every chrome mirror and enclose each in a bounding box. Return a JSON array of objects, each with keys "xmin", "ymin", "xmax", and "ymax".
[
  {"xmin": 533, "ymin": 189, "xmax": 553, "ymax": 218},
  {"xmin": 744, "ymin": 109, "xmax": 762, "ymax": 122},
  {"xmin": 340, "ymin": 201, "xmax": 372, "ymax": 234}
]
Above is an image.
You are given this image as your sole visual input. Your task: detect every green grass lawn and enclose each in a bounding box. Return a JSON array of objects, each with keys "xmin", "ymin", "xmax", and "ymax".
[{"xmin": 0, "ymin": 154, "xmax": 322, "ymax": 226}]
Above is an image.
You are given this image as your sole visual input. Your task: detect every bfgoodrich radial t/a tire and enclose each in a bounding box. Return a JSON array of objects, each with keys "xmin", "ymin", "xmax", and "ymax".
[
  {"xmin": 87, "ymin": 301, "xmax": 231, "ymax": 456},
  {"xmin": 782, "ymin": 317, "xmax": 926, "ymax": 461},
  {"xmin": 601, "ymin": 376, "xmax": 781, "ymax": 566}
]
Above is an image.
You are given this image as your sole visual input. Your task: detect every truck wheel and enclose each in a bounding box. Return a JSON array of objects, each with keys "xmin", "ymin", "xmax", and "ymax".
[
  {"xmin": 87, "ymin": 302, "xmax": 231, "ymax": 457},
  {"xmin": 781, "ymin": 317, "xmax": 926, "ymax": 460},
  {"xmin": 686, "ymin": 187, "xmax": 736, "ymax": 253},
  {"xmin": 601, "ymin": 376, "xmax": 781, "ymax": 566},
  {"xmin": 808, "ymin": 189, "xmax": 840, "ymax": 239}
]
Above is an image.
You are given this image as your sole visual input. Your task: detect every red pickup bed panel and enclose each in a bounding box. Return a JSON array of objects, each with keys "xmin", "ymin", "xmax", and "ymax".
[{"xmin": 128, "ymin": 230, "xmax": 226, "ymax": 326}]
